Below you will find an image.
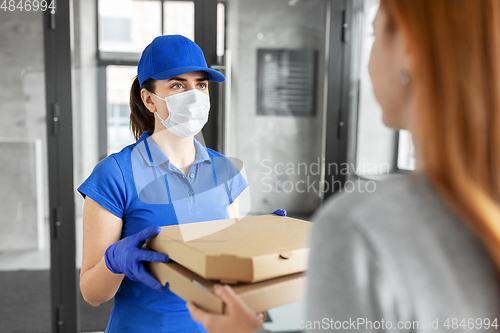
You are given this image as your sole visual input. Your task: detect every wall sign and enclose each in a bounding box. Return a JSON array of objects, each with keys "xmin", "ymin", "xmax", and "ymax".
[{"xmin": 257, "ymin": 49, "xmax": 317, "ymax": 116}]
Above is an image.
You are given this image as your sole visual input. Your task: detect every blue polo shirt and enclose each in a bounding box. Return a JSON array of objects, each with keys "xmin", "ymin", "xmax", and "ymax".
[{"xmin": 78, "ymin": 131, "xmax": 248, "ymax": 333}]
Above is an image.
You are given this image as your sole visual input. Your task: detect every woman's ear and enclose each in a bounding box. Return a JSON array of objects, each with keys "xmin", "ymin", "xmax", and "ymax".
[
  {"xmin": 140, "ymin": 88, "xmax": 156, "ymax": 113},
  {"xmin": 395, "ymin": 27, "xmax": 414, "ymax": 79}
]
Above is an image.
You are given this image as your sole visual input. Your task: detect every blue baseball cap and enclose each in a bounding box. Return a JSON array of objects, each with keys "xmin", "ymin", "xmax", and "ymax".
[{"xmin": 138, "ymin": 35, "xmax": 225, "ymax": 87}]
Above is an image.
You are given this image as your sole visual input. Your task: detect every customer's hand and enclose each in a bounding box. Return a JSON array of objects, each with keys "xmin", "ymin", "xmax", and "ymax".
[
  {"xmin": 187, "ymin": 284, "xmax": 264, "ymax": 333},
  {"xmin": 104, "ymin": 226, "xmax": 170, "ymax": 292}
]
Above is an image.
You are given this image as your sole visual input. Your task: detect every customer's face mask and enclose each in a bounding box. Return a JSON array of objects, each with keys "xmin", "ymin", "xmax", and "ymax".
[{"xmin": 153, "ymin": 89, "xmax": 210, "ymax": 138}]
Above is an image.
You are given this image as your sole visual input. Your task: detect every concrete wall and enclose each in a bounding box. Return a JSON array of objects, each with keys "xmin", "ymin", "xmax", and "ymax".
[
  {"xmin": 0, "ymin": 10, "xmax": 49, "ymax": 252},
  {"xmin": 226, "ymin": 0, "xmax": 328, "ymax": 215},
  {"xmin": 0, "ymin": 11, "xmax": 44, "ymax": 138}
]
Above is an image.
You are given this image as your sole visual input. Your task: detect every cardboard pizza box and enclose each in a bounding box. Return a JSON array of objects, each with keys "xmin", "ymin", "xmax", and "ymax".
[
  {"xmin": 147, "ymin": 214, "xmax": 312, "ymax": 283},
  {"xmin": 147, "ymin": 260, "xmax": 306, "ymax": 314}
]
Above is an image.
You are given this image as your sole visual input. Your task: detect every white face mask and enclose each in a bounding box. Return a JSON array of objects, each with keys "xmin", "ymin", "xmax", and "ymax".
[{"xmin": 153, "ymin": 89, "xmax": 210, "ymax": 138}]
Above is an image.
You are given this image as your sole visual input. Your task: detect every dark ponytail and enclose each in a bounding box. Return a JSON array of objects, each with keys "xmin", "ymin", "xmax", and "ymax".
[{"xmin": 130, "ymin": 75, "xmax": 156, "ymax": 140}]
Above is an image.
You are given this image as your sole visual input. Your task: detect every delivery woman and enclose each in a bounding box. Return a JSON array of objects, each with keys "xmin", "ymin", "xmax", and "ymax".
[
  {"xmin": 78, "ymin": 35, "xmax": 249, "ymax": 332},
  {"xmin": 187, "ymin": 0, "xmax": 500, "ymax": 332}
]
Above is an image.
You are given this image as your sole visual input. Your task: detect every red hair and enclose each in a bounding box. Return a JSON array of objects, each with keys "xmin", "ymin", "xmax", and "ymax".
[{"xmin": 382, "ymin": 0, "xmax": 500, "ymax": 264}]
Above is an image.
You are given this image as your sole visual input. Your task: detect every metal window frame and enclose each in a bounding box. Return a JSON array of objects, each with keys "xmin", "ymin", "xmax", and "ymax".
[
  {"xmin": 322, "ymin": 0, "xmax": 354, "ymax": 200},
  {"xmin": 194, "ymin": 0, "xmax": 220, "ymax": 150},
  {"xmin": 43, "ymin": 1, "xmax": 79, "ymax": 332},
  {"xmin": 392, "ymin": 130, "xmax": 414, "ymax": 173}
]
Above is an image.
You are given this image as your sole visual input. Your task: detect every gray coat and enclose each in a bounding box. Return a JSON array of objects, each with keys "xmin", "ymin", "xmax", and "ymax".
[
  {"xmin": 256, "ymin": 174, "xmax": 500, "ymax": 332},
  {"xmin": 304, "ymin": 174, "xmax": 500, "ymax": 332}
]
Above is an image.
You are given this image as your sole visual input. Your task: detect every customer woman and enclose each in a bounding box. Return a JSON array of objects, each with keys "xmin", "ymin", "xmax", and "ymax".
[
  {"xmin": 78, "ymin": 35, "xmax": 250, "ymax": 332},
  {"xmin": 187, "ymin": 0, "xmax": 500, "ymax": 332}
]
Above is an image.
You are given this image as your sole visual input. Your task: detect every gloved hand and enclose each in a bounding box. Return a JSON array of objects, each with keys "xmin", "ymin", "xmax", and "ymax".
[
  {"xmin": 105, "ymin": 226, "xmax": 170, "ymax": 292},
  {"xmin": 272, "ymin": 209, "xmax": 287, "ymax": 216}
]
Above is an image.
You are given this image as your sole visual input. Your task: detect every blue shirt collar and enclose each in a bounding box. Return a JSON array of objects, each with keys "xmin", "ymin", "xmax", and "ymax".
[{"xmin": 137, "ymin": 131, "xmax": 211, "ymax": 167}]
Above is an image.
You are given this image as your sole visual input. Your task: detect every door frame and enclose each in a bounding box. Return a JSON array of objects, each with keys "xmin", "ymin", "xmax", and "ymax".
[
  {"xmin": 44, "ymin": 1, "xmax": 79, "ymax": 332},
  {"xmin": 323, "ymin": 0, "xmax": 355, "ymax": 200}
]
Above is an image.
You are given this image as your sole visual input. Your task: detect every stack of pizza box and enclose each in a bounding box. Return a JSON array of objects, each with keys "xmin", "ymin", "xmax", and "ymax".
[{"xmin": 147, "ymin": 214, "xmax": 311, "ymax": 313}]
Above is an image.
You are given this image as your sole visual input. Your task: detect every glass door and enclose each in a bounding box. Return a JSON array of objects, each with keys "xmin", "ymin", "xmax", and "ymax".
[{"xmin": 0, "ymin": 7, "xmax": 52, "ymax": 332}]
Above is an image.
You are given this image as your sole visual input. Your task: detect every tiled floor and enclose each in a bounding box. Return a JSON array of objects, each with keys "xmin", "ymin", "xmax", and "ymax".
[{"xmin": 0, "ymin": 214, "xmax": 112, "ymax": 333}]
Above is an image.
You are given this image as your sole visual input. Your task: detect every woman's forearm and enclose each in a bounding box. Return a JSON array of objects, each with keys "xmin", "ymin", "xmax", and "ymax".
[{"xmin": 80, "ymin": 256, "xmax": 124, "ymax": 307}]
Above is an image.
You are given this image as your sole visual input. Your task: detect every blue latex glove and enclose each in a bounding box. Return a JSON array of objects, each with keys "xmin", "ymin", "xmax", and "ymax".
[
  {"xmin": 272, "ymin": 209, "xmax": 287, "ymax": 216},
  {"xmin": 104, "ymin": 226, "xmax": 170, "ymax": 292}
]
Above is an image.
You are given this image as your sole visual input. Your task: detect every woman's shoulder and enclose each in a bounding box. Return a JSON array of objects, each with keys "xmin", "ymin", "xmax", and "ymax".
[
  {"xmin": 312, "ymin": 173, "xmax": 448, "ymax": 231},
  {"xmin": 87, "ymin": 142, "xmax": 142, "ymax": 180},
  {"xmin": 310, "ymin": 173, "xmax": 481, "ymax": 265},
  {"xmin": 307, "ymin": 174, "xmax": 500, "ymax": 326}
]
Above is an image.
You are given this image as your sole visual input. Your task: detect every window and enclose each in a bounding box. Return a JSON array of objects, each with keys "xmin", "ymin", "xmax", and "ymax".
[
  {"xmin": 106, "ymin": 66, "xmax": 136, "ymax": 154},
  {"xmin": 98, "ymin": 0, "xmax": 199, "ymax": 155},
  {"xmin": 163, "ymin": 1, "xmax": 195, "ymax": 41},
  {"xmin": 100, "ymin": 17, "xmax": 131, "ymax": 43},
  {"xmin": 98, "ymin": 0, "xmax": 162, "ymax": 53},
  {"xmin": 217, "ymin": 2, "xmax": 225, "ymax": 57},
  {"xmin": 397, "ymin": 130, "xmax": 416, "ymax": 170}
]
